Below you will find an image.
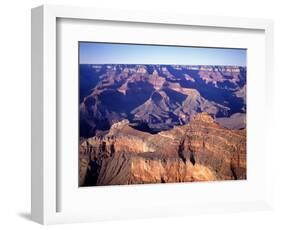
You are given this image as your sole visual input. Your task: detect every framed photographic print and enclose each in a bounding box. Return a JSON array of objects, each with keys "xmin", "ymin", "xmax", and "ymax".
[{"xmin": 31, "ymin": 5, "xmax": 274, "ymax": 224}]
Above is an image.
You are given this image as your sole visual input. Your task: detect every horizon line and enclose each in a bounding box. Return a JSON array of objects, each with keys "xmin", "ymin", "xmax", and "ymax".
[{"xmin": 80, "ymin": 63, "xmax": 247, "ymax": 67}]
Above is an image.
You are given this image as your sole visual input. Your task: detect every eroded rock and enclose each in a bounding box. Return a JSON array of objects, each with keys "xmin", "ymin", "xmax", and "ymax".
[{"xmin": 79, "ymin": 113, "xmax": 246, "ymax": 186}]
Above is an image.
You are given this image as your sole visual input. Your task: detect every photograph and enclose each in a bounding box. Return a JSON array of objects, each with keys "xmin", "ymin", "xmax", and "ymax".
[{"xmin": 78, "ymin": 42, "xmax": 247, "ymax": 187}]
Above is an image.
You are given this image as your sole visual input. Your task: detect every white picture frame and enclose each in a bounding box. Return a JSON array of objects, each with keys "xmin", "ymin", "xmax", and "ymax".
[{"xmin": 31, "ymin": 4, "xmax": 274, "ymax": 225}]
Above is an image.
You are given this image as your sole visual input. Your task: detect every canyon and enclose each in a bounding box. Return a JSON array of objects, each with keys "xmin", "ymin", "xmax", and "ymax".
[{"xmin": 79, "ymin": 64, "xmax": 247, "ymax": 186}]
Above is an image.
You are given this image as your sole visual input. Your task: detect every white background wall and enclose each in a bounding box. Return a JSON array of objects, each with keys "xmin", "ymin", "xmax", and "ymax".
[{"xmin": 0, "ymin": 0, "xmax": 280, "ymax": 229}]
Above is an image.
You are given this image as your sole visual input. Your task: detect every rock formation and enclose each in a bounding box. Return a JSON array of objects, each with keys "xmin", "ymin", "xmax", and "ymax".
[{"xmin": 79, "ymin": 113, "xmax": 246, "ymax": 186}]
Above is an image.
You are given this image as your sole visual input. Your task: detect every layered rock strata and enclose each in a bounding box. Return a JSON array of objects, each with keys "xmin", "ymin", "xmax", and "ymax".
[{"xmin": 79, "ymin": 113, "xmax": 246, "ymax": 186}]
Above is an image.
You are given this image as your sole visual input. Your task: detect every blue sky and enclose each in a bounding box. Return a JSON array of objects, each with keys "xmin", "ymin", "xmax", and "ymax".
[{"xmin": 79, "ymin": 42, "xmax": 246, "ymax": 66}]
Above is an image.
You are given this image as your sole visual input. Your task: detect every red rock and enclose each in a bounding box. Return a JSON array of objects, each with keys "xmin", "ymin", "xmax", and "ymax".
[{"xmin": 79, "ymin": 113, "xmax": 246, "ymax": 186}]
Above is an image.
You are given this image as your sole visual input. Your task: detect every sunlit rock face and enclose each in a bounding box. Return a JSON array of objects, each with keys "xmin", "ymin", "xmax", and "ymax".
[{"xmin": 79, "ymin": 113, "xmax": 246, "ymax": 186}]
